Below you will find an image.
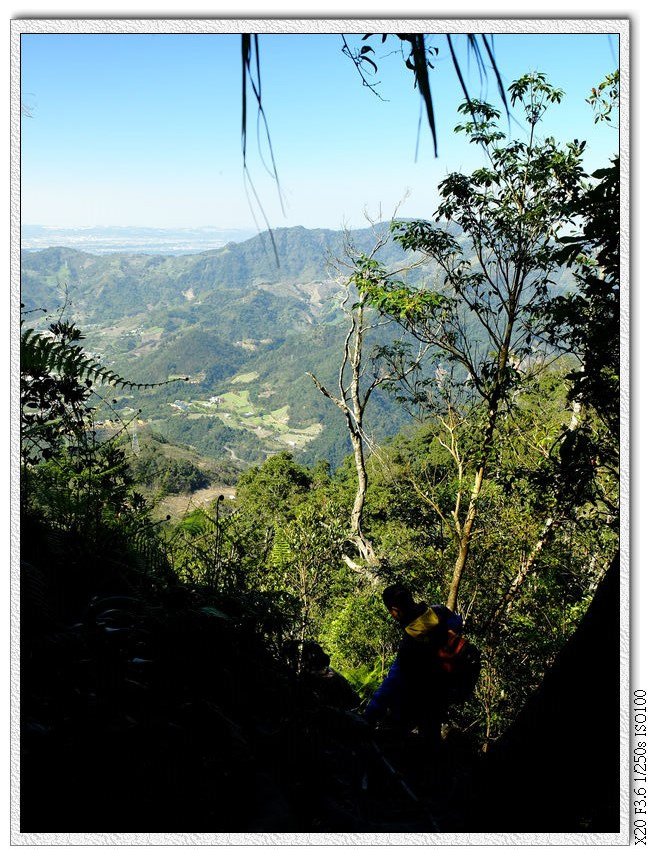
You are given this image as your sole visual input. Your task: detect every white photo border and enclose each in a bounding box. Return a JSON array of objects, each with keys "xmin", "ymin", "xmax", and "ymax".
[{"xmin": 10, "ymin": 15, "xmax": 630, "ymax": 848}]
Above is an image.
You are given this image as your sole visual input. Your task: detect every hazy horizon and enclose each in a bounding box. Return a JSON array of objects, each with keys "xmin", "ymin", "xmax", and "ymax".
[{"xmin": 21, "ymin": 222, "xmax": 395, "ymax": 256}]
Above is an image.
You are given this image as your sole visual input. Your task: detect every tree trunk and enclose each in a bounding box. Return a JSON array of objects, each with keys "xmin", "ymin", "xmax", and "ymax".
[
  {"xmin": 490, "ymin": 513, "xmax": 556, "ymax": 625},
  {"xmin": 349, "ymin": 430, "xmax": 367, "ymax": 542},
  {"xmin": 445, "ymin": 390, "xmax": 503, "ymax": 611},
  {"xmin": 446, "ymin": 464, "xmax": 485, "ymax": 611}
]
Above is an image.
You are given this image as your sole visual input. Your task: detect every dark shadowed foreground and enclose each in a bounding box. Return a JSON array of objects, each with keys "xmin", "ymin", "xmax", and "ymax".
[{"xmin": 20, "ymin": 522, "xmax": 620, "ymax": 834}]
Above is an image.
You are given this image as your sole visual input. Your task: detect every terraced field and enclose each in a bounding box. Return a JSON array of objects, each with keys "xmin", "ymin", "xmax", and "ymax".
[{"xmin": 190, "ymin": 379, "xmax": 323, "ymax": 452}]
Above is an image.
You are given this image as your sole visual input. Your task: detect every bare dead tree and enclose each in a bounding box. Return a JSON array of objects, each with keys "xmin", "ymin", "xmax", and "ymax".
[{"xmin": 308, "ymin": 223, "xmax": 428, "ymax": 577}]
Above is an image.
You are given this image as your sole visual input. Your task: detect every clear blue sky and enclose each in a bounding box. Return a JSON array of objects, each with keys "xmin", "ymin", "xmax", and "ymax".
[{"xmin": 20, "ymin": 31, "xmax": 619, "ymax": 230}]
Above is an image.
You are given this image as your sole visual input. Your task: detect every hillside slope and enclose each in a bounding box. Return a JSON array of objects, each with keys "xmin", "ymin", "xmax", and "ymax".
[
  {"xmin": 21, "ymin": 225, "xmax": 423, "ymax": 466},
  {"xmin": 21, "ymin": 223, "xmax": 573, "ymax": 468}
]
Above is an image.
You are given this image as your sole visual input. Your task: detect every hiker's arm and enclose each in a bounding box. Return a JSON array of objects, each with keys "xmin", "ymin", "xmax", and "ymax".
[{"xmin": 364, "ymin": 655, "xmax": 403, "ymax": 723}]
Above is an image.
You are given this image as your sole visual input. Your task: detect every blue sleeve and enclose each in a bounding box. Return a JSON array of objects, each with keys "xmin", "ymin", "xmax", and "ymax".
[{"xmin": 364, "ymin": 654, "xmax": 403, "ymax": 722}]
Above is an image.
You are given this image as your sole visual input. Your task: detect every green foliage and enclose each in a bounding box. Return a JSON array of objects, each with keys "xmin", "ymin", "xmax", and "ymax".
[
  {"xmin": 265, "ymin": 501, "xmax": 348, "ymax": 641},
  {"xmin": 237, "ymin": 452, "xmax": 313, "ymax": 522},
  {"xmin": 25, "ymin": 440, "xmax": 148, "ymax": 536},
  {"xmin": 20, "ymin": 312, "xmax": 178, "ymax": 636},
  {"xmin": 586, "ymin": 69, "xmax": 619, "ymax": 125},
  {"xmin": 545, "ymin": 157, "xmax": 619, "ymax": 439},
  {"xmin": 351, "ymin": 73, "xmax": 597, "ymax": 615},
  {"xmin": 339, "ymin": 660, "xmax": 385, "ymax": 703},
  {"xmin": 21, "ymin": 314, "xmax": 148, "ymax": 465},
  {"xmin": 131, "ymin": 441, "xmax": 213, "ymax": 495},
  {"xmin": 362, "ymin": 74, "xmax": 586, "ymax": 445},
  {"xmin": 321, "ymin": 589, "xmax": 399, "ymax": 679}
]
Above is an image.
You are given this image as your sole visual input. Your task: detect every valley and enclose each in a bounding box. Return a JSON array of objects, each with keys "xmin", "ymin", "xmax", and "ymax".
[
  {"xmin": 21, "ymin": 224, "xmax": 424, "ymax": 469},
  {"xmin": 20, "ymin": 223, "xmax": 573, "ymax": 471}
]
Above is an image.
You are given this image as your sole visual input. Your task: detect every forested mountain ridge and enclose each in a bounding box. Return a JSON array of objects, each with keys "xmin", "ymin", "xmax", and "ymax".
[
  {"xmin": 20, "ymin": 224, "xmax": 438, "ymax": 467},
  {"xmin": 21, "ymin": 223, "xmax": 422, "ymax": 318},
  {"xmin": 21, "ymin": 223, "xmax": 575, "ymax": 469}
]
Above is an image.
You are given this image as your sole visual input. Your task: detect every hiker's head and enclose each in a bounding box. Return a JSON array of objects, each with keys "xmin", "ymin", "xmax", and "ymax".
[
  {"xmin": 302, "ymin": 641, "xmax": 330, "ymax": 673},
  {"xmin": 382, "ymin": 584, "xmax": 418, "ymax": 624}
]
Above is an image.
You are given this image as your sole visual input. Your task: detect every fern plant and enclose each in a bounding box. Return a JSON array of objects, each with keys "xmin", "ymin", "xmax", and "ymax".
[{"xmin": 20, "ymin": 312, "xmax": 159, "ymax": 466}]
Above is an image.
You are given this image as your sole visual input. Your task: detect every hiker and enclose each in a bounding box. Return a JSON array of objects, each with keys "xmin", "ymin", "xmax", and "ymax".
[
  {"xmin": 363, "ymin": 584, "xmax": 455, "ymax": 742},
  {"xmin": 301, "ymin": 641, "xmax": 359, "ymax": 711},
  {"xmin": 283, "ymin": 639, "xmax": 359, "ymax": 711}
]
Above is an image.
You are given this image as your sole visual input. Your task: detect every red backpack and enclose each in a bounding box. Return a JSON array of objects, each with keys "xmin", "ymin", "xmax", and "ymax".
[{"xmin": 432, "ymin": 605, "xmax": 481, "ymax": 703}]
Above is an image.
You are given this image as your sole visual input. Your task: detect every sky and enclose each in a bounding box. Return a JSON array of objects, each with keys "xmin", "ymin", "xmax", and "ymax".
[{"xmin": 20, "ymin": 29, "xmax": 620, "ymax": 231}]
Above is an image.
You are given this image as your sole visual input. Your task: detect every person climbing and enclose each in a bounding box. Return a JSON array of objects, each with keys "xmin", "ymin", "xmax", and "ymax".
[
  {"xmin": 300, "ymin": 641, "xmax": 360, "ymax": 711},
  {"xmin": 283, "ymin": 639, "xmax": 359, "ymax": 711},
  {"xmin": 363, "ymin": 584, "xmax": 455, "ymax": 743}
]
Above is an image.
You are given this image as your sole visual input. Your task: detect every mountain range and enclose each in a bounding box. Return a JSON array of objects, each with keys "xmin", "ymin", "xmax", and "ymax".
[
  {"xmin": 21, "ymin": 224, "xmax": 428, "ymax": 468},
  {"xmin": 21, "ymin": 223, "xmax": 573, "ymax": 470}
]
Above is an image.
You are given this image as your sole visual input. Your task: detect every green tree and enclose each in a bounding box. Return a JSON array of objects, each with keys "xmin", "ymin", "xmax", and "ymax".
[
  {"xmin": 363, "ymin": 73, "xmax": 586, "ymax": 611},
  {"xmin": 267, "ymin": 501, "xmax": 347, "ymax": 644},
  {"xmin": 237, "ymin": 452, "xmax": 312, "ymax": 523},
  {"xmin": 320, "ymin": 589, "xmax": 400, "ymax": 699},
  {"xmin": 546, "ymin": 156, "xmax": 619, "ymax": 441},
  {"xmin": 20, "ymin": 314, "xmax": 173, "ymax": 613},
  {"xmin": 488, "ymin": 74, "xmax": 620, "ymax": 633}
]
